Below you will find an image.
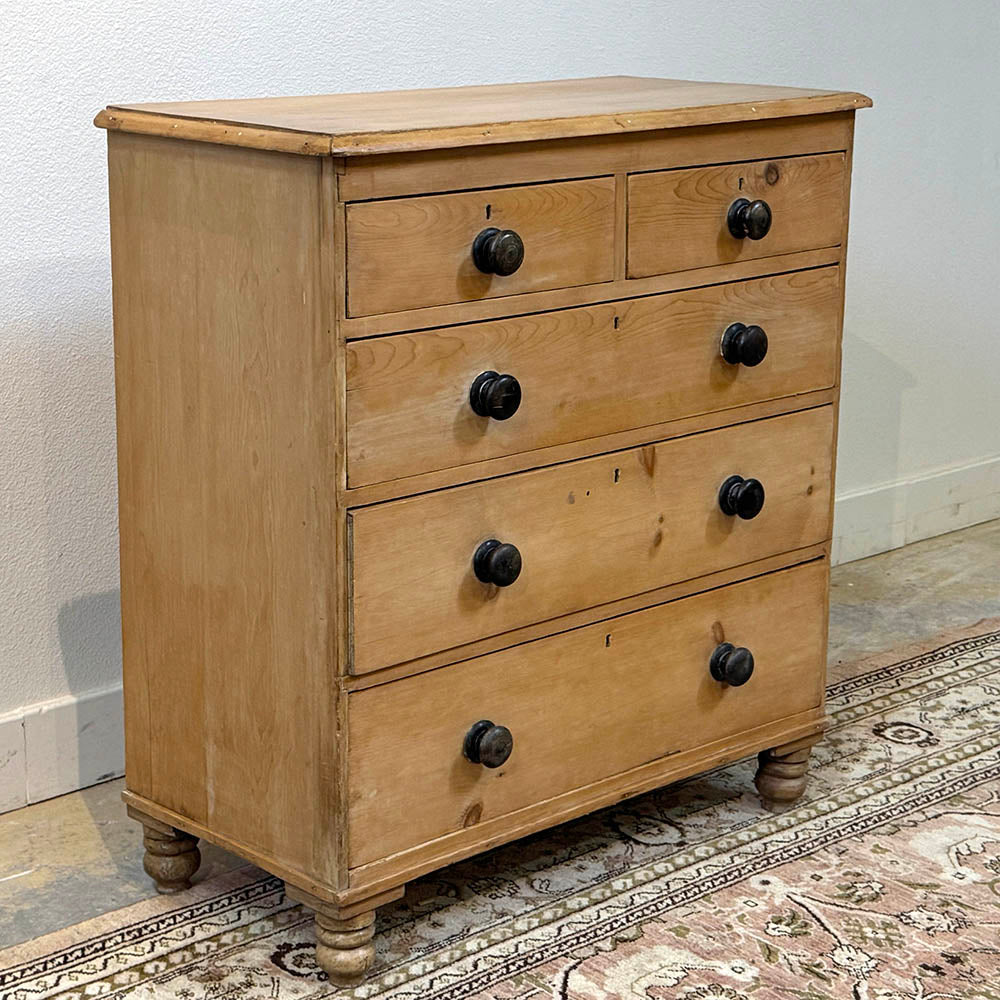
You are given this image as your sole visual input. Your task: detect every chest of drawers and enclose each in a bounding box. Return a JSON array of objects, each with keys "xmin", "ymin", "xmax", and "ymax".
[{"xmin": 96, "ymin": 76, "xmax": 870, "ymax": 985}]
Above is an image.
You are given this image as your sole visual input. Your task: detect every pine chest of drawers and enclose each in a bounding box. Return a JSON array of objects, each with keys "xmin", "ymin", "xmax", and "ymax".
[{"xmin": 96, "ymin": 76, "xmax": 870, "ymax": 985}]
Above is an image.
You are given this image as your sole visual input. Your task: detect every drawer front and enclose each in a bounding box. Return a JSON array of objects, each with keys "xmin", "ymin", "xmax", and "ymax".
[
  {"xmin": 347, "ymin": 267, "xmax": 840, "ymax": 487},
  {"xmin": 348, "ymin": 559, "xmax": 828, "ymax": 866},
  {"xmin": 346, "ymin": 177, "xmax": 616, "ymax": 316},
  {"xmin": 349, "ymin": 406, "xmax": 833, "ymax": 674},
  {"xmin": 628, "ymin": 153, "xmax": 846, "ymax": 279}
]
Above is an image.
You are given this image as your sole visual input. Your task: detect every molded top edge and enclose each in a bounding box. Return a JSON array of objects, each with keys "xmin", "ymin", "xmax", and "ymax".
[{"xmin": 95, "ymin": 75, "xmax": 872, "ymax": 156}]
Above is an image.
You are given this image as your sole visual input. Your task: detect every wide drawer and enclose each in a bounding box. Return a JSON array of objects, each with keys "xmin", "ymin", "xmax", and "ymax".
[
  {"xmin": 346, "ymin": 267, "xmax": 841, "ymax": 487},
  {"xmin": 348, "ymin": 405, "xmax": 833, "ymax": 674},
  {"xmin": 345, "ymin": 177, "xmax": 616, "ymax": 316},
  {"xmin": 348, "ymin": 559, "xmax": 828, "ymax": 866},
  {"xmin": 628, "ymin": 153, "xmax": 846, "ymax": 278}
]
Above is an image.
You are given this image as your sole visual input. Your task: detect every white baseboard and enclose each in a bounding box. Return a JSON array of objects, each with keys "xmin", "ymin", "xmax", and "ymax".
[
  {"xmin": 0, "ymin": 456, "xmax": 996, "ymax": 814},
  {"xmin": 0, "ymin": 684, "xmax": 124, "ymax": 814},
  {"xmin": 0, "ymin": 714, "xmax": 27, "ymax": 813},
  {"xmin": 833, "ymin": 455, "xmax": 1000, "ymax": 565}
]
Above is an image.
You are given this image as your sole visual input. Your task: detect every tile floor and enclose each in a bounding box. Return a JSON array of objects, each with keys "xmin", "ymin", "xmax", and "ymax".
[{"xmin": 1, "ymin": 519, "xmax": 998, "ymax": 950}]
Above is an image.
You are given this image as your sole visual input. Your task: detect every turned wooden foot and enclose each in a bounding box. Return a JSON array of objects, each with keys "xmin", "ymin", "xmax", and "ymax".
[
  {"xmin": 285, "ymin": 883, "xmax": 403, "ymax": 987},
  {"xmin": 313, "ymin": 909, "xmax": 376, "ymax": 986},
  {"xmin": 754, "ymin": 735, "xmax": 820, "ymax": 810},
  {"xmin": 127, "ymin": 805, "xmax": 201, "ymax": 893}
]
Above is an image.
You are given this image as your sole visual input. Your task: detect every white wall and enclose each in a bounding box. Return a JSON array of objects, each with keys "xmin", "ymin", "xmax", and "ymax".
[{"xmin": 2, "ymin": 1, "xmax": 999, "ymax": 807}]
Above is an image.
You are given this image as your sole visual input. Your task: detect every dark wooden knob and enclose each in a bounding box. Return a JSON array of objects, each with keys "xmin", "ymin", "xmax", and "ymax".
[
  {"xmin": 727, "ymin": 198, "xmax": 772, "ymax": 240},
  {"xmin": 709, "ymin": 642, "xmax": 755, "ymax": 686},
  {"xmin": 472, "ymin": 227, "xmax": 524, "ymax": 276},
  {"xmin": 721, "ymin": 323, "xmax": 768, "ymax": 367},
  {"xmin": 473, "ymin": 539, "xmax": 522, "ymax": 587},
  {"xmin": 719, "ymin": 475, "xmax": 765, "ymax": 520},
  {"xmin": 470, "ymin": 370, "xmax": 522, "ymax": 420},
  {"xmin": 464, "ymin": 719, "xmax": 513, "ymax": 768}
]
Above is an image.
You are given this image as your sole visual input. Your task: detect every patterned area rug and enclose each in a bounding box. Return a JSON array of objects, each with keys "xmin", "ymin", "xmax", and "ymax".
[{"xmin": 3, "ymin": 623, "xmax": 1000, "ymax": 1000}]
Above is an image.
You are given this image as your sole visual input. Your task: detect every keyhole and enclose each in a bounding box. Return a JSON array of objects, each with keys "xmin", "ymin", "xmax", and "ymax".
[{"xmin": 485, "ymin": 204, "xmax": 491, "ymax": 219}]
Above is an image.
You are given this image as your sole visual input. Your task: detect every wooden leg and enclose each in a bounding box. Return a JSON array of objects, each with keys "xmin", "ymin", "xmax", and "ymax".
[
  {"xmin": 314, "ymin": 909, "xmax": 376, "ymax": 986},
  {"xmin": 127, "ymin": 805, "xmax": 201, "ymax": 893},
  {"xmin": 754, "ymin": 734, "xmax": 821, "ymax": 810},
  {"xmin": 285, "ymin": 883, "xmax": 403, "ymax": 987}
]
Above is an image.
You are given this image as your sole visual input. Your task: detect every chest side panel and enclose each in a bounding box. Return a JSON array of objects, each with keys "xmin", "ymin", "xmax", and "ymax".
[{"xmin": 110, "ymin": 133, "xmax": 341, "ymax": 883}]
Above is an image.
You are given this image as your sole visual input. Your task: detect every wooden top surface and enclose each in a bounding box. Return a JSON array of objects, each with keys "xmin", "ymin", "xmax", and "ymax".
[{"xmin": 95, "ymin": 76, "xmax": 871, "ymax": 156}]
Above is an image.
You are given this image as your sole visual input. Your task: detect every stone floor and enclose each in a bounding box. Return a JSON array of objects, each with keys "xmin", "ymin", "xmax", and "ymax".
[{"xmin": 1, "ymin": 519, "xmax": 998, "ymax": 951}]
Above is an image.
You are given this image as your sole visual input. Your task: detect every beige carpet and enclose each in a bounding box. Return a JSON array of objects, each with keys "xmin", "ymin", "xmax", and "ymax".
[{"xmin": 3, "ymin": 621, "xmax": 999, "ymax": 999}]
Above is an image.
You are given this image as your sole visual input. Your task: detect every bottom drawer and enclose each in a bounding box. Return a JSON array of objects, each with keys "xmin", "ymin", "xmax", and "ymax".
[{"xmin": 348, "ymin": 559, "xmax": 828, "ymax": 866}]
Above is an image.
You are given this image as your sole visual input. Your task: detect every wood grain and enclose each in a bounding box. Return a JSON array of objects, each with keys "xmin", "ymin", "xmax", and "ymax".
[
  {"xmin": 816, "ymin": 111, "xmax": 858, "ymax": 726},
  {"xmin": 319, "ymin": 159, "xmax": 350, "ymax": 889},
  {"xmin": 348, "ymin": 559, "xmax": 829, "ymax": 866},
  {"xmin": 347, "ymin": 267, "xmax": 841, "ymax": 486},
  {"xmin": 347, "ymin": 707, "xmax": 826, "ymax": 898},
  {"xmin": 344, "ymin": 543, "xmax": 829, "ymax": 690},
  {"xmin": 109, "ymin": 133, "xmax": 340, "ymax": 883},
  {"xmin": 121, "ymin": 789, "xmax": 346, "ymax": 903},
  {"xmin": 343, "ymin": 388, "xmax": 836, "ymax": 509},
  {"xmin": 97, "ymin": 76, "xmax": 870, "ymax": 155},
  {"xmin": 339, "ymin": 247, "xmax": 841, "ymax": 340},
  {"xmin": 345, "ymin": 177, "xmax": 615, "ymax": 316},
  {"xmin": 96, "ymin": 109, "xmax": 335, "ymax": 156},
  {"xmin": 628, "ymin": 153, "xmax": 846, "ymax": 278},
  {"xmin": 339, "ymin": 114, "xmax": 854, "ymax": 201},
  {"xmin": 102, "ymin": 80, "xmax": 868, "ymax": 938},
  {"xmin": 349, "ymin": 406, "xmax": 834, "ymax": 674}
]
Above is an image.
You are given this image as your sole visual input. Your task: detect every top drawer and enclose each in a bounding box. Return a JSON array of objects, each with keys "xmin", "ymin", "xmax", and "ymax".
[
  {"xmin": 346, "ymin": 177, "xmax": 616, "ymax": 316},
  {"xmin": 628, "ymin": 153, "xmax": 846, "ymax": 278}
]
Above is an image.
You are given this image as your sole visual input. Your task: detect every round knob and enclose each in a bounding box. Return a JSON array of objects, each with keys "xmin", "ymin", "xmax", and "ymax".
[
  {"xmin": 709, "ymin": 642, "xmax": 755, "ymax": 686},
  {"xmin": 463, "ymin": 719, "xmax": 513, "ymax": 768},
  {"xmin": 727, "ymin": 198, "xmax": 772, "ymax": 240},
  {"xmin": 470, "ymin": 370, "xmax": 522, "ymax": 420},
  {"xmin": 473, "ymin": 539, "xmax": 522, "ymax": 587},
  {"xmin": 721, "ymin": 323, "xmax": 768, "ymax": 367},
  {"xmin": 472, "ymin": 227, "xmax": 525, "ymax": 276},
  {"xmin": 718, "ymin": 475, "xmax": 766, "ymax": 520}
]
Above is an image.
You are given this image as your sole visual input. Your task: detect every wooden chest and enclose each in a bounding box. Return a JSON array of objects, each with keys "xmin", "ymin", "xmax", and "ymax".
[{"xmin": 96, "ymin": 76, "xmax": 870, "ymax": 984}]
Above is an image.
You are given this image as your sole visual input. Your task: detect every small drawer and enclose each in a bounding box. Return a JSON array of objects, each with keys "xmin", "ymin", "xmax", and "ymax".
[
  {"xmin": 346, "ymin": 267, "xmax": 841, "ymax": 487},
  {"xmin": 347, "ymin": 559, "xmax": 828, "ymax": 866},
  {"xmin": 348, "ymin": 406, "xmax": 833, "ymax": 674},
  {"xmin": 345, "ymin": 177, "xmax": 616, "ymax": 316},
  {"xmin": 627, "ymin": 153, "xmax": 846, "ymax": 278}
]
